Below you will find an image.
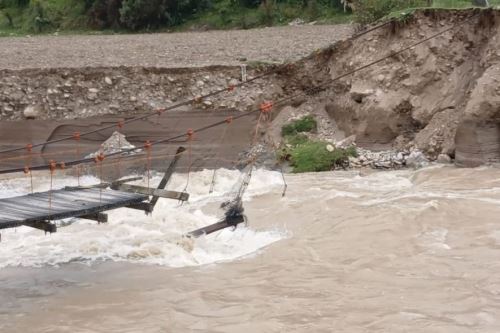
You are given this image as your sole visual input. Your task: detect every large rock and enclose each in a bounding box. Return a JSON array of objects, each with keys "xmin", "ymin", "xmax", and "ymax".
[
  {"xmin": 405, "ymin": 150, "xmax": 429, "ymax": 169},
  {"xmin": 335, "ymin": 135, "xmax": 356, "ymax": 149},
  {"xmin": 455, "ymin": 64, "xmax": 500, "ymax": 166},
  {"xmin": 455, "ymin": 121, "xmax": 500, "ymax": 166},
  {"xmin": 23, "ymin": 105, "xmax": 40, "ymax": 119},
  {"xmin": 437, "ymin": 153, "xmax": 452, "ymax": 164},
  {"xmin": 87, "ymin": 131, "xmax": 137, "ymax": 158}
]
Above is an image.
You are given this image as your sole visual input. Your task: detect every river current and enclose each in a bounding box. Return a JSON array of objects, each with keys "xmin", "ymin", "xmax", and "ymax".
[{"xmin": 1, "ymin": 165, "xmax": 500, "ymax": 332}]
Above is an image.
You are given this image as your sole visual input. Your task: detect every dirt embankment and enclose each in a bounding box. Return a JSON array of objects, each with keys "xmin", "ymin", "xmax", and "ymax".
[{"xmin": 277, "ymin": 9, "xmax": 500, "ymax": 167}]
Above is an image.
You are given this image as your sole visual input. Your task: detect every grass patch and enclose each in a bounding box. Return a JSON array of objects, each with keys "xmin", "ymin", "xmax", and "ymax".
[
  {"xmin": 290, "ymin": 140, "xmax": 357, "ymax": 173},
  {"xmin": 281, "ymin": 115, "xmax": 317, "ymax": 136},
  {"xmin": 277, "ymin": 132, "xmax": 357, "ymax": 173}
]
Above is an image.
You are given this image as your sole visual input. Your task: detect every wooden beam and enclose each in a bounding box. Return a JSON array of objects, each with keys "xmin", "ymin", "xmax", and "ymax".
[
  {"xmin": 112, "ymin": 184, "xmax": 189, "ymax": 201},
  {"xmin": 150, "ymin": 146, "xmax": 186, "ymax": 208},
  {"xmin": 187, "ymin": 215, "xmax": 246, "ymax": 238},
  {"xmin": 79, "ymin": 213, "xmax": 108, "ymax": 223},
  {"xmin": 64, "ymin": 176, "xmax": 143, "ymax": 191},
  {"xmin": 126, "ymin": 202, "xmax": 154, "ymax": 213},
  {"xmin": 23, "ymin": 221, "xmax": 57, "ymax": 233}
]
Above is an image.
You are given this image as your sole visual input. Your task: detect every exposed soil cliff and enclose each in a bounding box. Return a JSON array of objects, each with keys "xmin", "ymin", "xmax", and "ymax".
[{"xmin": 278, "ymin": 9, "xmax": 500, "ymax": 167}]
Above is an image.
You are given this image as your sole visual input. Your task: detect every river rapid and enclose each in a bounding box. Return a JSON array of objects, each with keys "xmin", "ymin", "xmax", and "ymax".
[{"xmin": 1, "ymin": 165, "xmax": 500, "ymax": 332}]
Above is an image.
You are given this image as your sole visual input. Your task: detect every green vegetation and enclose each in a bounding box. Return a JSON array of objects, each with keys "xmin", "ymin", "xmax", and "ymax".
[
  {"xmin": 290, "ymin": 140, "xmax": 357, "ymax": 172},
  {"xmin": 278, "ymin": 116, "xmax": 357, "ymax": 173},
  {"xmin": 281, "ymin": 115, "xmax": 317, "ymax": 136},
  {"xmin": 0, "ymin": 0, "xmax": 498, "ymax": 35},
  {"xmin": 0, "ymin": 0, "xmax": 351, "ymax": 34},
  {"xmin": 352, "ymin": 0, "xmax": 500, "ymax": 24}
]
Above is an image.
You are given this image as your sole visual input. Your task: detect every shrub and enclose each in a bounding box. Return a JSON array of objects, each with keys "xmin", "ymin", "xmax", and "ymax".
[
  {"xmin": 87, "ymin": 0, "xmax": 122, "ymax": 29},
  {"xmin": 259, "ymin": 0, "xmax": 277, "ymax": 25},
  {"xmin": 237, "ymin": 0, "xmax": 261, "ymax": 8},
  {"xmin": 118, "ymin": 0, "xmax": 205, "ymax": 30},
  {"xmin": 119, "ymin": 0, "xmax": 167, "ymax": 30},
  {"xmin": 281, "ymin": 115, "xmax": 317, "ymax": 136},
  {"xmin": 277, "ymin": 133, "xmax": 309, "ymax": 161},
  {"xmin": 290, "ymin": 141, "xmax": 356, "ymax": 173}
]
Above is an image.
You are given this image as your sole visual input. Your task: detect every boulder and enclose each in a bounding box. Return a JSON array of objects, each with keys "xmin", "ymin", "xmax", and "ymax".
[
  {"xmin": 23, "ymin": 105, "xmax": 40, "ymax": 119},
  {"xmin": 437, "ymin": 154, "xmax": 452, "ymax": 164},
  {"xmin": 405, "ymin": 150, "xmax": 429, "ymax": 168},
  {"xmin": 87, "ymin": 131, "xmax": 137, "ymax": 158}
]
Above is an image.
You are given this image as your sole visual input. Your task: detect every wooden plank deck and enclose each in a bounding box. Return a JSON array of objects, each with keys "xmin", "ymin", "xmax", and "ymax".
[{"xmin": 0, "ymin": 188, "xmax": 147, "ymax": 229}]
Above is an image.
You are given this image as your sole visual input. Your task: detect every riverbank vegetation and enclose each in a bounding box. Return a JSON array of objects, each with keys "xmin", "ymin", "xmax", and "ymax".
[
  {"xmin": 278, "ymin": 116, "xmax": 357, "ymax": 173},
  {"xmin": 0, "ymin": 0, "xmax": 351, "ymax": 35},
  {"xmin": 2, "ymin": 0, "xmax": 496, "ymax": 36}
]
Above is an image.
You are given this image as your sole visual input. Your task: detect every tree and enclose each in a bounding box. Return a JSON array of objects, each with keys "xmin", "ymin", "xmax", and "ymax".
[{"xmin": 119, "ymin": 0, "xmax": 167, "ymax": 30}]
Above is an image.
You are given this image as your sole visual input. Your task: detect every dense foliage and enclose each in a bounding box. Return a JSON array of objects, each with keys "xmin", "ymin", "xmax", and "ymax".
[
  {"xmin": 1, "ymin": 0, "xmax": 493, "ymax": 33},
  {"xmin": 0, "ymin": 0, "xmax": 348, "ymax": 32}
]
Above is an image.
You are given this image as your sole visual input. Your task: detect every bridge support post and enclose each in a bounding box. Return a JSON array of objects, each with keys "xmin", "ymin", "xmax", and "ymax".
[{"xmin": 23, "ymin": 221, "xmax": 57, "ymax": 233}]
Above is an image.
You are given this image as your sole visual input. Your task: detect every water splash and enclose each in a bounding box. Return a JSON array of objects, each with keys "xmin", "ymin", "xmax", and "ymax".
[{"xmin": 0, "ymin": 169, "xmax": 285, "ymax": 268}]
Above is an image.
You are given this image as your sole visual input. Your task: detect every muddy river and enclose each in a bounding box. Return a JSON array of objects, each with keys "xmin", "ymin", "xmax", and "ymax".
[{"xmin": 1, "ymin": 166, "xmax": 500, "ymax": 332}]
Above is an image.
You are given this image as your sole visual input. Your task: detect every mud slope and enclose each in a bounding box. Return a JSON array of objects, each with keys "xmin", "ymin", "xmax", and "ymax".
[{"xmin": 280, "ymin": 9, "xmax": 500, "ymax": 167}]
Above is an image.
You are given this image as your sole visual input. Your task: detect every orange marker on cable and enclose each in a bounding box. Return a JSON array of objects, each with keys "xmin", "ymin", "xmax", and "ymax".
[{"xmin": 260, "ymin": 101, "xmax": 273, "ymax": 113}]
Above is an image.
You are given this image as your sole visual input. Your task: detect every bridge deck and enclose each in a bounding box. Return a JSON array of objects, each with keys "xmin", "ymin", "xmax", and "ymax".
[{"xmin": 0, "ymin": 188, "xmax": 147, "ymax": 229}]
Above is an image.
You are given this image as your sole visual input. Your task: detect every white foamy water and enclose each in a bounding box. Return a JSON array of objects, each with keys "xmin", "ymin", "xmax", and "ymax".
[{"xmin": 0, "ymin": 169, "xmax": 286, "ymax": 268}]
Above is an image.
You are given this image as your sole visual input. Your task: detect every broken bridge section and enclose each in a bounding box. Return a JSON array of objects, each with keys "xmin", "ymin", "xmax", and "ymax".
[
  {"xmin": 0, "ymin": 187, "xmax": 147, "ymax": 231},
  {"xmin": 0, "ymin": 145, "xmax": 248, "ymax": 240}
]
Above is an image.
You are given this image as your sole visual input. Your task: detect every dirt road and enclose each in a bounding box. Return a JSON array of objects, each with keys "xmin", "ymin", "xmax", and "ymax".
[{"xmin": 0, "ymin": 25, "xmax": 353, "ymax": 70}]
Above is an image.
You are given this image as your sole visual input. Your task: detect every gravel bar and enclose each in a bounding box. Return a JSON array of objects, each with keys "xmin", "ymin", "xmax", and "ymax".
[{"xmin": 0, "ymin": 25, "xmax": 353, "ymax": 70}]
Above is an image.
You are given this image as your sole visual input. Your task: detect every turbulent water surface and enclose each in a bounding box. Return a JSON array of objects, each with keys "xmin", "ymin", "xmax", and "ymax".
[{"xmin": 1, "ymin": 166, "xmax": 500, "ymax": 332}]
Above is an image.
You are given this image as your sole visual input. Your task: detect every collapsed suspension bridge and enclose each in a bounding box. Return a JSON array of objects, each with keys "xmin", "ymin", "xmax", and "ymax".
[{"xmin": 0, "ymin": 11, "xmax": 480, "ymax": 240}]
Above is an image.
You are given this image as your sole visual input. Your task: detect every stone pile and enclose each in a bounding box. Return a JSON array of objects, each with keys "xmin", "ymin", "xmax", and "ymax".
[
  {"xmin": 348, "ymin": 148, "xmax": 453, "ymax": 169},
  {"xmin": 348, "ymin": 148, "xmax": 409, "ymax": 169}
]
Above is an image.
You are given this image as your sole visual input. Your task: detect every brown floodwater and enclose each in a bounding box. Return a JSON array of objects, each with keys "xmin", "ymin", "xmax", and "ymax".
[{"xmin": 1, "ymin": 165, "xmax": 500, "ymax": 332}]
